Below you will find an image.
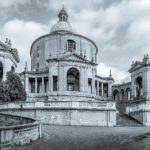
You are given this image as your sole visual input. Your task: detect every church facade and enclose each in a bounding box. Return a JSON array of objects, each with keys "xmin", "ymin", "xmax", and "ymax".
[
  {"xmin": 16, "ymin": 8, "xmax": 116, "ymax": 127},
  {"xmin": 20, "ymin": 8, "xmax": 114, "ymax": 103}
]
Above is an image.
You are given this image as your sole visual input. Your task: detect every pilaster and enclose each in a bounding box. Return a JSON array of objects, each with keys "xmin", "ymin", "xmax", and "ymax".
[
  {"xmin": 35, "ymin": 78, "xmax": 37, "ymax": 93},
  {"xmin": 42, "ymin": 77, "xmax": 44, "ymax": 93}
]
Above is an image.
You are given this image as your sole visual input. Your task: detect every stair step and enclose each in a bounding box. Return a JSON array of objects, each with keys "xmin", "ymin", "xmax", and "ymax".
[{"xmin": 116, "ymin": 113, "xmax": 142, "ymax": 127}]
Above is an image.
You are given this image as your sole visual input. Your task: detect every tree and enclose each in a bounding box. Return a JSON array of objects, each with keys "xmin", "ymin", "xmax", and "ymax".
[
  {"xmin": 0, "ymin": 81, "xmax": 10, "ymax": 102},
  {"xmin": 5, "ymin": 71, "xmax": 26, "ymax": 101}
]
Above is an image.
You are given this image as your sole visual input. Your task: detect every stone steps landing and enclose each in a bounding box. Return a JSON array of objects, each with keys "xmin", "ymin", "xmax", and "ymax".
[{"xmin": 116, "ymin": 113, "xmax": 142, "ymax": 127}]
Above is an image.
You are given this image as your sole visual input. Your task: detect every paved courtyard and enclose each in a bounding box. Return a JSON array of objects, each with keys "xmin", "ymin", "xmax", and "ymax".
[{"xmin": 12, "ymin": 125, "xmax": 150, "ymax": 150}]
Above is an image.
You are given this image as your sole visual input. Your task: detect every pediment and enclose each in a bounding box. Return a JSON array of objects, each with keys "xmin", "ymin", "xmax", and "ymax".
[
  {"xmin": 60, "ymin": 53, "xmax": 87, "ymax": 62},
  {"xmin": 129, "ymin": 62, "xmax": 143, "ymax": 72},
  {"xmin": 0, "ymin": 42, "xmax": 8, "ymax": 50},
  {"xmin": 133, "ymin": 64, "xmax": 142, "ymax": 70}
]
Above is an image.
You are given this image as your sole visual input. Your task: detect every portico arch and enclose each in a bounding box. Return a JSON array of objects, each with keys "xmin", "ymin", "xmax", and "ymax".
[
  {"xmin": 135, "ymin": 76, "xmax": 143, "ymax": 97},
  {"xmin": 113, "ymin": 89, "xmax": 119, "ymax": 101},
  {"xmin": 67, "ymin": 67, "xmax": 79, "ymax": 91},
  {"xmin": 0, "ymin": 62, "xmax": 3, "ymax": 82}
]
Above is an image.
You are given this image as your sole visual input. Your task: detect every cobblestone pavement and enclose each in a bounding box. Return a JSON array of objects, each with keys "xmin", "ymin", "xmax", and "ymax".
[{"xmin": 12, "ymin": 125, "xmax": 150, "ymax": 150}]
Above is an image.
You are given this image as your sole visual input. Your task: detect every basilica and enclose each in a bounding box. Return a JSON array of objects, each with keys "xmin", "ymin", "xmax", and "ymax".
[
  {"xmin": 1, "ymin": 7, "xmax": 150, "ymax": 127},
  {"xmin": 20, "ymin": 8, "xmax": 114, "ymax": 102},
  {"xmin": 0, "ymin": 8, "xmax": 116, "ymax": 127}
]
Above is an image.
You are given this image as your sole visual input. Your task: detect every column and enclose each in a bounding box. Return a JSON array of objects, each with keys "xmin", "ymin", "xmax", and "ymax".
[
  {"xmin": 133, "ymin": 82, "xmax": 136, "ymax": 98},
  {"xmin": 101, "ymin": 83, "xmax": 104, "ymax": 97},
  {"xmin": 42, "ymin": 77, "xmax": 44, "ymax": 93},
  {"xmin": 92, "ymin": 69, "xmax": 96, "ymax": 95},
  {"xmin": 58, "ymin": 65, "xmax": 64, "ymax": 91},
  {"xmin": 25, "ymin": 74, "xmax": 29, "ymax": 94},
  {"xmin": 35, "ymin": 78, "xmax": 37, "ymax": 93},
  {"xmin": 92, "ymin": 79, "xmax": 94, "ymax": 94},
  {"xmin": 97, "ymin": 81, "xmax": 99, "ymax": 96},
  {"xmin": 48, "ymin": 67, "xmax": 53, "ymax": 91},
  {"xmin": 80, "ymin": 67, "xmax": 84, "ymax": 92},
  {"xmin": 108, "ymin": 83, "xmax": 112, "ymax": 97},
  {"xmin": 63, "ymin": 67, "xmax": 67, "ymax": 91},
  {"xmin": 84, "ymin": 67, "xmax": 88, "ymax": 93}
]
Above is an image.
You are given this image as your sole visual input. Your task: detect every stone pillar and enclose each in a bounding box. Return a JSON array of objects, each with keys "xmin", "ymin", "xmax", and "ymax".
[
  {"xmin": 42, "ymin": 77, "xmax": 44, "ymax": 93},
  {"xmin": 84, "ymin": 67, "xmax": 88, "ymax": 93},
  {"xmin": 58, "ymin": 65, "xmax": 64, "ymax": 91},
  {"xmin": 48, "ymin": 67, "xmax": 53, "ymax": 91},
  {"xmin": 145, "ymin": 70, "xmax": 150, "ymax": 99},
  {"xmin": 108, "ymin": 83, "xmax": 112, "ymax": 97},
  {"xmin": 97, "ymin": 81, "xmax": 99, "ymax": 96},
  {"xmin": 131, "ymin": 76, "xmax": 135, "ymax": 99},
  {"xmin": 80, "ymin": 67, "xmax": 84, "ymax": 92},
  {"xmin": 92, "ymin": 79, "xmax": 94, "ymax": 94},
  {"xmin": 134, "ymin": 81, "xmax": 136, "ymax": 98},
  {"xmin": 64, "ymin": 67, "xmax": 67, "ymax": 91},
  {"xmin": 35, "ymin": 78, "xmax": 37, "ymax": 93},
  {"xmin": 92, "ymin": 69, "xmax": 96, "ymax": 95},
  {"xmin": 101, "ymin": 83, "xmax": 104, "ymax": 97},
  {"xmin": 25, "ymin": 73, "xmax": 29, "ymax": 94}
]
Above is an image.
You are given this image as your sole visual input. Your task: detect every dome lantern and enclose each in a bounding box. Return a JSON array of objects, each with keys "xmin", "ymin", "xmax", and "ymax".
[
  {"xmin": 58, "ymin": 7, "xmax": 68, "ymax": 22},
  {"xmin": 50, "ymin": 7, "xmax": 74, "ymax": 33}
]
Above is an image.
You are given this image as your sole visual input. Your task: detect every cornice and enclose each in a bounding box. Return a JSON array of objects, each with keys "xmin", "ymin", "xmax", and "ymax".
[
  {"xmin": 47, "ymin": 58, "xmax": 97, "ymax": 66},
  {"xmin": 95, "ymin": 75, "xmax": 114, "ymax": 81}
]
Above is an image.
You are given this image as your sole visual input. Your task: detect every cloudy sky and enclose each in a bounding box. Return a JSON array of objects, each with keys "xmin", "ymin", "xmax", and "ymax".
[{"xmin": 0, "ymin": 0, "xmax": 150, "ymax": 83}]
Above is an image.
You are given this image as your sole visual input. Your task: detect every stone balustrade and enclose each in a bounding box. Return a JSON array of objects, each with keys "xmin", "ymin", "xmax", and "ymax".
[{"xmin": 0, "ymin": 101, "xmax": 116, "ymax": 111}]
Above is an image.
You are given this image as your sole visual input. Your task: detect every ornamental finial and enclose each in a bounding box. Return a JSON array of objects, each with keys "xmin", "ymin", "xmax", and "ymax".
[
  {"xmin": 24, "ymin": 61, "xmax": 28, "ymax": 71},
  {"xmin": 109, "ymin": 69, "xmax": 112, "ymax": 78}
]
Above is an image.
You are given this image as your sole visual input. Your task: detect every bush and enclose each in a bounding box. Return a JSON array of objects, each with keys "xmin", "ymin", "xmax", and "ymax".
[
  {"xmin": 0, "ymin": 81, "xmax": 10, "ymax": 102},
  {"xmin": 0, "ymin": 71, "xmax": 27, "ymax": 102}
]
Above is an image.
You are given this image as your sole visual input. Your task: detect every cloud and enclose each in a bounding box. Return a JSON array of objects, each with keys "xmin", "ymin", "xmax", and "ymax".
[
  {"xmin": 0, "ymin": 0, "xmax": 26, "ymax": 7},
  {"xmin": 0, "ymin": 19, "xmax": 49, "ymax": 72},
  {"xmin": 0, "ymin": 0, "xmax": 150, "ymax": 83},
  {"xmin": 97, "ymin": 63, "xmax": 130, "ymax": 83}
]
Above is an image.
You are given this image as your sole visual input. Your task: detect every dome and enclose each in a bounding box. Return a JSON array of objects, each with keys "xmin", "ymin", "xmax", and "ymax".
[
  {"xmin": 50, "ymin": 21, "xmax": 73, "ymax": 33},
  {"xmin": 50, "ymin": 7, "xmax": 74, "ymax": 33}
]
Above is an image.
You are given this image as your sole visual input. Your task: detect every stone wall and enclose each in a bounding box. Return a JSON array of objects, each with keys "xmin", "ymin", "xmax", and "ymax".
[
  {"xmin": 0, "ymin": 114, "xmax": 41, "ymax": 150},
  {"xmin": 126, "ymin": 101, "xmax": 150, "ymax": 126},
  {"xmin": 0, "ymin": 101, "xmax": 116, "ymax": 127}
]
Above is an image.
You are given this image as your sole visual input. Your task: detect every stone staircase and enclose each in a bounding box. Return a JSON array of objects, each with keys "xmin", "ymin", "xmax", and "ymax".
[{"xmin": 116, "ymin": 112, "xmax": 142, "ymax": 127}]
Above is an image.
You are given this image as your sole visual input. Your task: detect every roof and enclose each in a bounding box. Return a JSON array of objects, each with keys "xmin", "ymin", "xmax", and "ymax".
[
  {"xmin": 0, "ymin": 41, "xmax": 20, "ymax": 63},
  {"xmin": 128, "ymin": 55, "xmax": 150, "ymax": 73},
  {"xmin": 95, "ymin": 75, "xmax": 114, "ymax": 81},
  {"xmin": 50, "ymin": 7, "xmax": 73, "ymax": 33}
]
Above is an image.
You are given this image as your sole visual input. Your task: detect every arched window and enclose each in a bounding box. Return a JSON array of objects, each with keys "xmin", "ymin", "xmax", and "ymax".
[
  {"xmin": 0, "ymin": 62, "xmax": 3, "ymax": 82},
  {"xmin": 113, "ymin": 89, "xmax": 119, "ymax": 101},
  {"xmin": 67, "ymin": 40, "xmax": 76, "ymax": 52},
  {"xmin": 67, "ymin": 68, "xmax": 79, "ymax": 91},
  {"xmin": 136, "ymin": 77, "xmax": 143, "ymax": 97}
]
